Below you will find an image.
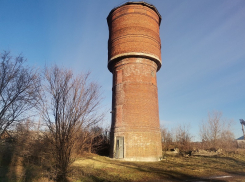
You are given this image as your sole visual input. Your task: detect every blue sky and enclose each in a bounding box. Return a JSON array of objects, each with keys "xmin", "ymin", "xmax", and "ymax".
[{"xmin": 0, "ymin": 0, "xmax": 244, "ymax": 140}]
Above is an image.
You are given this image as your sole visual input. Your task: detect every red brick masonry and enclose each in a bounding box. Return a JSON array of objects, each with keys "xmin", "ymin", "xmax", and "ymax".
[{"xmin": 107, "ymin": 2, "xmax": 162, "ymax": 161}]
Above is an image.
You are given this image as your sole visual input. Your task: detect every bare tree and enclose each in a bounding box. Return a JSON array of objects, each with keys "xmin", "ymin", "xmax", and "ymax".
[
  {"xmin": 175, "ymin": 125, "xmax": 191, "ymax": 144},
  {"xmin": 161, "ymin": 126, "xmax": 174, "ymax": 150},
  {"xmin": 0, "ymin": 51, "xmax": 41, "ymax": 137},
  {"xmin": 74, "ymin": 126, "xmax": 109, "ymax": 155},
  {"xmin": 161, "ymin": 124, "xmax": 192, "ymax": 152},
  {"xmin": 174, "ymin": 124, "xmax": 192, "ymax": 151},
  {"xmin": 200, "ymin": 111, "xmax": 235, "ymax": 149},
  {"xmin": 40, "ymin": 66, "xmax": 103, "ymax": 181}
]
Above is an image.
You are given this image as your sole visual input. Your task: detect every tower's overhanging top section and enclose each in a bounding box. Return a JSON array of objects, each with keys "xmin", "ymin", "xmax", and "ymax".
[
  {"xmin": 107, "ymin": 1, "xmax": 162, "ymax": 25},
  {"xmin": 107, "ymin": 1, "xmax": 162, "ymax": 72}
]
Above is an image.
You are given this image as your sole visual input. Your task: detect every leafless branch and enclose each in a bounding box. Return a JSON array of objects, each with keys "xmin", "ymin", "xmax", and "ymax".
[
  {"xmin": 0, "ymin": 51, "xmax": 41, "ymax": 136},
  {"xmin": 40, "ymin": 65, "xmax": 103, "ymax": 181}
]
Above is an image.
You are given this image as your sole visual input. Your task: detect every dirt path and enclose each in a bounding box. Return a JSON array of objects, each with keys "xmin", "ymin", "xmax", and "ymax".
[
  {"xmin": 186, "ymin": 174, "xmax": 245, "ymax": 182},
  {"xmin": 147, "ymin": 174, "xmax": 245, "ymax": 182}
]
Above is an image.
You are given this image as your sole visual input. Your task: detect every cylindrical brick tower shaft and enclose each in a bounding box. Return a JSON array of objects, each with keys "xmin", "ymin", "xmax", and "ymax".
[{"xmin": 107, "ymin": 2, "xmax": 162, "ymax": 161}]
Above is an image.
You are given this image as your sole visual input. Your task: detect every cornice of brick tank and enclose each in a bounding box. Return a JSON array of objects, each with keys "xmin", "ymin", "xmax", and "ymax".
[
  {"xmin": 107, "ymin": 1, "xmax": 162, "ymax": 25},
  {"xmin": 107, "ymin": 53, "xmax": 161, "ymax": 73}
]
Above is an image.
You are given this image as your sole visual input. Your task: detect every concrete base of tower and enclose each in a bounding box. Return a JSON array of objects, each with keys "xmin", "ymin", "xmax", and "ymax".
[
  {"xmin": 110, "ymin": 157, "xmax": 162, "ymax": 162},
  {"xmin": 109, "ymin": 130, "xmax": 162, "ymax": 162},
  {"xmin": 123, "ymin": 156, "xmax": 162, "ymax": 162}
]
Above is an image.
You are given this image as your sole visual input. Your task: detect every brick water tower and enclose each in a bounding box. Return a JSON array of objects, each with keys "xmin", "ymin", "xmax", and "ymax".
[{"xmin": 107, "ymin": 2, "xmax": 162, "ymax": 161}]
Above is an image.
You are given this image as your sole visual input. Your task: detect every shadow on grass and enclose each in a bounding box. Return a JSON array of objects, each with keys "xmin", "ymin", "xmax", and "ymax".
[
  {"xmin": 0, "ymin": 143, "xmax": 17, "ymax": 182},
  {"xmin": 0, "ymin": 142, "xmax": 44, "ymax": 182},
  {"xmin": 1, "ymin": 147, "xmax": 244, "ymax": 182},
  {"xmin": 72, "ymin": 154, "xmax": 245, "ymax": 182},
  {"xmin": 72, "ymin": 165, "xmax": 229, "ymax": 182},
  {"xmin": 189, "ymin": 155, "xmax": 245, "ymax": 176}
]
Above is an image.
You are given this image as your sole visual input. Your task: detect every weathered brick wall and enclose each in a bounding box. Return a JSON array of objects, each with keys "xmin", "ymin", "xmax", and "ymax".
[{"xmin": 108, "ymin": 2, "xmax": 162, "ymax": 161}]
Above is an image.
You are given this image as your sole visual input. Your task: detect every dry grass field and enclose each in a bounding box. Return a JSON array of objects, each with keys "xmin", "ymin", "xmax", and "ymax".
[
  {"xmin": 70, "ymin": 152, "xmax": 245, "ymax": 182},
  {"xmin": 1, "ymin": 151, "xmax": 245, "ymax": 182}
]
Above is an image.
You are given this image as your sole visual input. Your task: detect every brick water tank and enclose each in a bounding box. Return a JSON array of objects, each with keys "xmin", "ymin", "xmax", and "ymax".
[{"xmin": 107, "ymin": 2, "xmax": 162, "ymax": 161}]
